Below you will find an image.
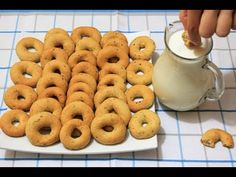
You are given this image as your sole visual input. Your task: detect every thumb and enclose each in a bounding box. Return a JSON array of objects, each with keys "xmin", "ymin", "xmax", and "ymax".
[{"xmin": 187, "ymin": 10, "xmax": 202, "ymax": 46}]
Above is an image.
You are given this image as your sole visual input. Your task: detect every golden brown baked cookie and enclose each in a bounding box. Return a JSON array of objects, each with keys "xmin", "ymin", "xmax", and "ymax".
[
  {"xmin": 44, "ymin": 34, "xmax": 75, "ymax": 56},
  {"xmin": 127, "ymin": 60, "xmax": 153, "ymax": 85},
  {"xmin": 68, "ymin": 50, "xmax": 97, "ymax": 69},
  {"xmin": 91, "ymin": 113, "xmax": 126, "ymax": 145},
  {"xmin": 182, "ymin": 31, "xmax": 201, "ymax": 47},
  {"xmin": 36, "ymin": 73, "xmax": 68, "ymax": 95},
  {"xmin": 100, "ymin": 31, "xmax": 128, "ymax": 47},
  {"xmin": 44, "ymin": 28, "xmax": 69, "ymax": 41},
  {"xmin": 125, "ymin": 85, "xmax": 154, "ymax": 112},
  {"xmin": 67, "ymin": 82, "xmax": 94, "ymax": 99},
  {"xmin": 38, "ymin": 87, "xmax": 66, "ymax": 108},
  {"xmin": 69, "ymin": 73, "xmax": 97, "ymax": 92},
  {"xmin": 25, "ymin": 112, "xmax": 61, "ymax": 146},
  {"xmin": 40, "ymin": 48, "xmax": 68, "ymax": 68},
  {"xmin": 95, "ymin": 98, "xmax": 131, "ymax": 126},
  {"xmin": 94, "ymin": 86, "xmax": 126, "ymax": 108},
  {"xmin": 71, "ymin": 26, "xmax": 101, "ymax": 44},
  {"xmin": 201, "ymin": 128, "xmax": 234, "ymax": 148},
  {"xmin": 61, "ymin": 101, "xmax": 94, "ymax": 126},
  {"xmin": 29, "ymin": 98, "xmax": 62, "ymax": 118},
  {"xmin": 16, "ymin": 37, "xmax": 44, "ymax": 63},
  {"xmin": 60, "ymin": 119, "xmax": 91, "ymax": 150},
  {"xmin": 72, "ymin": 61, "xmax": 98, "ymax": 81},
  {"xmin": 97, "ymin": 46, "xmax": 129, "ymax": 69},
  {"xmin": 98, "ymin": 63, "xmax": 126, "ymax": 81},
  {"xmin": 0, "ymin": 109, "xmax": 28, "ymax": 137},
  {"xmin": 4, "ymin": 84, "xmax": 37, "ymax": 111},
  {"xmin": 129, "ymin": 36, "xmax": 155, "ymax": 60},
  {"xmin": 66, "ymin": 91, "xmax": 94, "ymax": 109},
  {"xmin": 128, "ymin": 109, "xmax": 160, "ymax": 139},
  {"xmin": 43, "ymin": 60, "xmax": 71, "ymax": 82},
  {"xmin": 10, "ymin": 61, "xmax": 42, "ymax": 88},
  {"xmin": 103, "ymin": 38, "xmax": 129, "ymax": 54},
  {"xmin": 97, "ymin": 74, "xmax": 126, "ymax": 92},
  {"xmin": 75, "ymin": 37, "xmax": 101, "ymax": 56}
]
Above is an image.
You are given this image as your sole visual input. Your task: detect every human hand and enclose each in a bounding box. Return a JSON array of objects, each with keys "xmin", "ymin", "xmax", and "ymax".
[{"xmin": 179, "ymin": 10, "xmax": 236, "ymax": 45}]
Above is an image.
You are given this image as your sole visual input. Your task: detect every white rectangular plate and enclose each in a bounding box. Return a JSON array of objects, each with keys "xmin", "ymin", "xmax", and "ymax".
[{"xmin": 0, "ymin": 31, "xmax": 158, "ymax": 155}]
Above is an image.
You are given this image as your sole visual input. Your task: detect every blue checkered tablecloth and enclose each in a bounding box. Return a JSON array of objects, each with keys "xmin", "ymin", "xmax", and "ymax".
[{"xmin": 0, "ymin": 10, "xmax": 236, "ymax": 167}]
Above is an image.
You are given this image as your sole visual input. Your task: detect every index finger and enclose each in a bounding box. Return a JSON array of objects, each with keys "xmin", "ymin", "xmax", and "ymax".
[{"xmin": 187, "ymin": 10, "xmax": 202, "ymax": 45}]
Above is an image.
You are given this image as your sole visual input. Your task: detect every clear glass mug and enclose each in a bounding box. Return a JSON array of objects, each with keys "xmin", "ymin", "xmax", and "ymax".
[{"xmin": 152, "ymin": 21, "xmax": 224, "ymax": 111}]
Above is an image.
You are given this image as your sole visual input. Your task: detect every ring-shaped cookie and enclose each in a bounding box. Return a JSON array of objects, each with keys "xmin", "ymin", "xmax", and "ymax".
[
  {"xmin": 25, "ymin": 112, "xmax": 61, "ymax": 146},
  {"xmin": 125, "ymin": 85, "xmax": 154, "ymax": 112},
  {"xmin": 97, "ymin": 46, "xmax": 129, "ymax": 69},
  {"xmin": 43, "ymin": 60, "xmax": 71, "ymax": 82},
  {"xmin": 44, "ymin": 34, "xmax": 75, "ymax": 56},
  {"xmin": 97, "ymin": 74, "xmax": 126, "ymax": 92},
  {"xmin": 98, "ymin": 63, "xmax": 126, "ymax": 81},
  {"xmin": 10, "ymin": 61, "xmax": 42, "ymax": 87},
  {"xmin": 72, "ymin": 61, "xmax": 98, "ymax": 81},
  {"xmin": 69, "ymin": 73, "xmax": 97, "ymax": 92},
  {"xmin": 129, "ymin": 36, "xmax": 156, "ymax": 60},
  {"xmin": 128, "ymin": 109, "xmax": 160, "ymax": 139},
  {"xmin": 71, "ymin": 26, "xmax": 101, "ymax": 44},
  {"xmin": 60, "ymin": 119, "xmax": 91, "ymax": 150},
  {"xmin": 94, "ymin": 86, "xmax": 126, "ymax": 108},
  {"xmin": 91, "ymin": 113, "xmax": 126, "ymax": 145},
  {"xmin": 4, "ymin": 84, "xmax": 37, "ymax": 111},
  {"xmin": 60, "ymin": 101, "xmax": 94, "ymax": 126},
  {"xmin": 0, "ymin": 109, "xmax": 29, "ymax": 137},
  {"xmin": 95, "ymin": 98, "xmax": 131, "ymax": 126},
  {"xmin": 16, "ymin": 37, "xmax": 44, "ymax": 63},
  {"xmin": 38, "ymin": 87, "xmax": 66, "ymax": 108},
  {"xmin": 40, "ymin": 48, "xmax": 68, "ymax": 68},
  {"xmin": 68, "ymin": 50, "xmax": 97, "ymax": 69},
  {"xmin": 36, "ymin": 73, "xmax": 68, "ymax": 95},
  {"xmin": 127, "ymin": 60, "xmax": 153, "ymax": 85},
  {"xmin": 29, "ymin": 98, "xmax": 62, "ymax": 118},
  {"xmin": 75, "ymin": 37, "xmax": 101, "ymax": 56}
]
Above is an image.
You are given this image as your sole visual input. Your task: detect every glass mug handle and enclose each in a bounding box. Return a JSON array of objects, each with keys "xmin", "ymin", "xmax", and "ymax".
[{"xmin": 203, "ymin": 59, "xmax": 225, "ymax": 101}]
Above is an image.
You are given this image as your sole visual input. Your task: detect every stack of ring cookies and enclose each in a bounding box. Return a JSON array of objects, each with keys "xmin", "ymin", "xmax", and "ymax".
[{"xmin": 0, "ymin": 27, "xmax": 161, "ymax": 151}]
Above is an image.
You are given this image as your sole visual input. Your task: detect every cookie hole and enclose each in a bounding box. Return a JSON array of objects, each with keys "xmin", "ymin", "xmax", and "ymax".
[
  {"xmin": 55, "ymin": 43, "xmax": 63, "ymax": 49},
  {"xmin": 50, "ymin": 95, "xmax": 59, "ymax": 101},
  {"xmin": 17, "ymin": 95, "xmax": 25, "ymax": 101},
  {"xmin": 83, "ymin": 47, "xmax": 93, "ymax": 52},
  {"xmin": 141, "ymin": 121, "xmax": 148, "ymax": 127},
  {"xmin": 26, "ymin": 47, "xmax": 37, "ymax": 53},
  {"xmin": 103, "ymin": 126, "xmax": 114, "ymax": 132},
  {"xmin": 133, "ymin": 97, "xmax": 143, "ymax": 103},
  {"xmin": 107, "ymin": 82, "xmax": 114, "ymax": 87},
  {"xmin": 108, "ymin": 57, "xmax": 119, "ymax": 63},
  {"xmin": 108, "ymin": 108, "xmax": 116, "ymax": 114},
  {"xmin": 71, "ymin": 128, "xmax": 82, "ymax": 138},
  {"xmin": 39, "ymin": 127, "xmax": 51, "ymax": 135},
  {"xmin": 81, "ymin": 34, "xmax": 89, "ymax": 39},
  {"xmin": 139, "ymin": 45, "xmax": 145, "ymax": 52},
  {"xmin": 23, "ymin": 72, "xmax": 32, "ymax": 78},
  {"xmin": 47, "ymin": 83, "xmax": 56, "ymax": 88},
  {"xmin": 11, "ymin": 119, "xmax": 20, "ymax": 127},
  {"xmin": 45, "ymin": 109, "xmax": 53, "ymax": 114},
  {"xmin": 136, "ymin": 70, "xmax": 144, "ymax": 76},
  {"xmin": 51, "ymin": 56, "xmax": 56, "ymax": 60},
  {"xmin": 53, "ymin": 68, "xmax": 61, "ymax": 74},
  {"xmin": 72, "ymin": 114, "xmax": 83, "ymax": 121}
]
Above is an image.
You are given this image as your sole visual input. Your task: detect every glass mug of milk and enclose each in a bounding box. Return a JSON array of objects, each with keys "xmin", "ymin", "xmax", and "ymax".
[{"xmin": 152, "ymin": 21, "xmax": 224, "ymax": 111}]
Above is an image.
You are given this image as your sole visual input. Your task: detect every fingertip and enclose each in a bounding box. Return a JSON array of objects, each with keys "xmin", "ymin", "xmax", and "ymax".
[
  {"xmin": 199, "ymin": 28, "xmax": 214, "ymax": 38},
  {"xmin": 216, "ymin": 29, "xmax": 230, "ymax": 37}
]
